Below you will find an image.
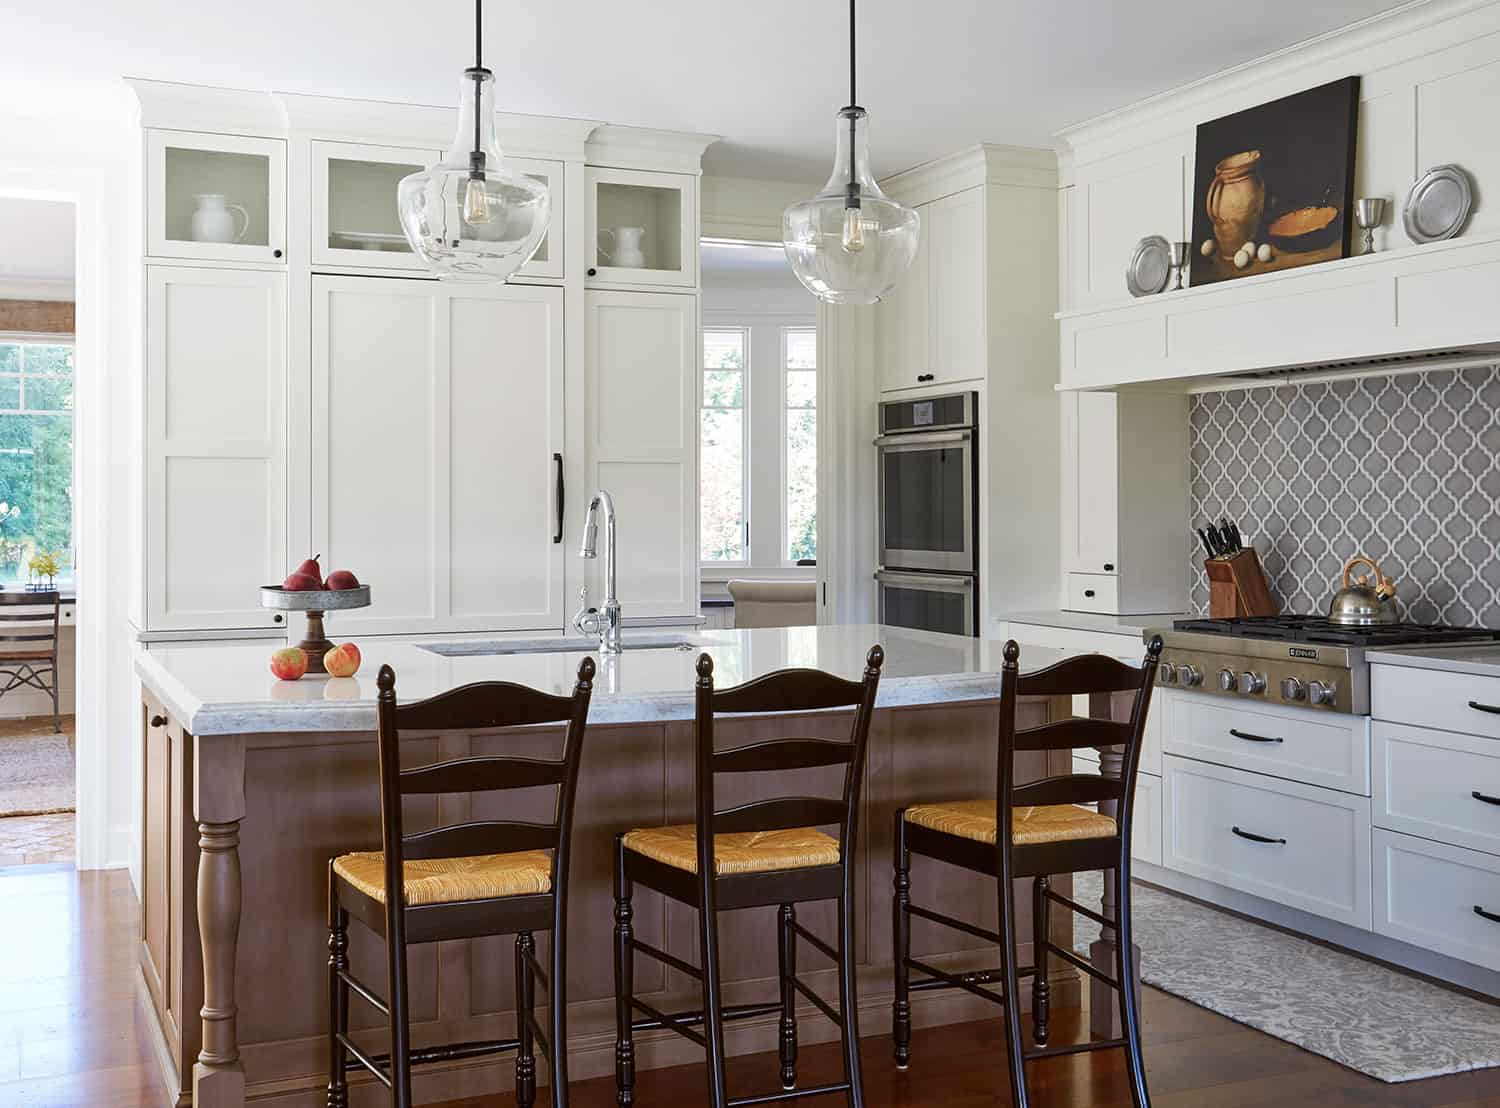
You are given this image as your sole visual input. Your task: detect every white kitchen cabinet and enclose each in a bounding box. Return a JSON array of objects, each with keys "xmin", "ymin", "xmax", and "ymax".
[
  {"xmin": 145, "ymin": 266, "xmax": 286, "ymax": 630},
  {"xmin": 311, "ymin": 140, "xmax": 439, "ymax": 271},
  {"xmin": 310, "ymin": 276, "xmax": 566, "ymax": 635},
  {"xmin": 875, "ymin": 188, "xmax": 984, "ymax": 392},
  {"xmin": 1059, "ymin": 389, "xmax": 1187, "ymax": 614},
  {"xmin": 147, "ymin": 130, "xmax": 286, "ymax": 264},
  {"xmin": 584, "ymin": 289, "xmax": 699, "ymax": 618},
  {"xmin": 586, "ymin": 167, "xmax": 697, "ymax": 288}
]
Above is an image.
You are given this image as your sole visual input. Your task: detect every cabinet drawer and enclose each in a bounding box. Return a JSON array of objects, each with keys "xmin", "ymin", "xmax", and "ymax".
[
  {"xmin": 1373, "ymin": 721, "xmax": 1500, "ymax": 856},
  {"xmin": 1162, "ymin": 755, "xmax": 1371, "ymax": 928},
  {"xmin": 1065, "ymin": 573, "xmax": 1117, "ymax": 614},
  {"xmin": 1166, "ymin": 695, "xmax": 1369, "ymax": 795},
  {"xmin": 1373, "ymin": 829, "xmax": 1500, "ymax": 973},
  {"xmin": 1372, "ymin": 662, "xmax": 1500, "ymax": 739}
]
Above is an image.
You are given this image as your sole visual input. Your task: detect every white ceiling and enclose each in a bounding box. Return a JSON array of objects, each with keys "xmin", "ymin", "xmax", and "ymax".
[
  {"xmin": 0, "ymin": 198, "xmax": 74, "ymax": 285},
  {"xmin": 2, "ymin": 0, "xmax": 1411, "ymax": 181}
]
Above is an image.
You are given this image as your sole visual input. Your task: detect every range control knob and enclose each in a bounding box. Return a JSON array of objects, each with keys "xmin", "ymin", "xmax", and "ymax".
[
  {"xmin": 1217, "ymin": 669, "xmax": 1237, "ymax": 692},
  {"xmin": 1308, "ymin": 680, "xmax": 1338, "ymax": 707},
  {"xmin": 1181, "ymin": 664, "xmax": 1203, "ymax": 687},
  {"xmin": 1280, "ymin": 676, "xmax": 1307, "ymax": 701},
  {"xmin": 1159, "ymin": 662, "xmax": 1178, "ymax": 685},
  {"xmin": 1240, "ymin": 671, "xmax": 1267, "ymax": 694}
]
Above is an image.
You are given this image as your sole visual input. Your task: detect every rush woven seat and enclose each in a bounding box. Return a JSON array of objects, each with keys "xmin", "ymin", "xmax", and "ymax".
[
  {"xmin": 622, "ymin": 825, "xmax": 840, "ymax": 876},
  {"xmin": 333, "ymin": 849, "xmax": 553, "ymax": 906},
  {"xmin": 903, "ymin": 801, "xmax": 1117, "ymax": 846}
]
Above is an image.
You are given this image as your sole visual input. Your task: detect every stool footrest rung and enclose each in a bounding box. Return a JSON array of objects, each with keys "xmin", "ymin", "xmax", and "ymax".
[
  {"xmin": 631, "ymin": 937, "xmax": 702, "ymax": 980},
  {"xmin": 789, "ymin": 975, "xmax": 842, "ymax": 1028},
  {"xmin": 521, "ymin": 946, "xmax": 549, "ymax": 993},
  {"xmin": 906, "ymin": 957, "xmax": 1010, "ymax": 1006},
  {"xmin": 338, "ymin": 969, "xmax": 389, "ymax": 1015},
  {"xmin": 728, "ymin": 1082, "xmax": 852, "ymax": 1106},
  {"xmin": 629, "ymin": 1000, "xmax": 783, "ymax": 1037},
  {"xmin": 363, "ymin": 1037, "xmax": 523, "ymax": 1070},
  {"xmin": 907, "ymin": 902, "xmax": 1002, "ymax": 945},
  {"xmin": 630, "ymin": 997, "xmax": 707, "ymax": 1047},
  {"xmin": 337, "ymin": 1033, "xmax": 392, "ymax": 1089},
  {"xmin": 1044, "ymin": 886, "xmax": 1114, "ymax": 930},
  {"xmin": 1044, "ymin": 940, "xmax": 1120, "ymax": 991},
  {"xmin": 788, "ymin": 920, "xmax": 839, "ymax": 964},
  {"xmin": 1023, "ymin": 1036, "xmax": 1128, "ymax": 1061}
]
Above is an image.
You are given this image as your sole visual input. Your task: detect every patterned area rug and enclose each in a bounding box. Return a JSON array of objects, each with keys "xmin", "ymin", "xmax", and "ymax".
[
  {"xmin": 1072, "ymin": 872, "xmax": 1500, "ymax": 1082},
  {"xmin": 0, "ymin": 718, "xmax": 73, "ymax": 817}
]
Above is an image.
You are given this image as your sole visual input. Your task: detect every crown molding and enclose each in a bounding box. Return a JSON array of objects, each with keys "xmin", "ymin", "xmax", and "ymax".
[
  {"xmin": 1055, "ymin": 0, "xmax": 1498, "ymax": 164},
  {"xmin": 585, "ymin": 124, "xmax": 719, "ymax": 174},
  {"xmin": 880, "ymin": 143, "xmax": 1058, "ymax": 206},
  {"xmin": 126, "ymin": 78, "xmax": 287, "ymax": 136}
]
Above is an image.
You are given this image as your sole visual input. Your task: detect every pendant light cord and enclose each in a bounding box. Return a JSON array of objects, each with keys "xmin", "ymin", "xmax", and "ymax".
[
  {"xmin": 845, "ymin": 0, "xmax": 861, "ymax": 210},
  {"xmin": 848, "ymin": 0, "xmax": 856, "ymax": 107},
  {"xmin": 471, "ymin": 0, "xmax": 484, "ymax": 173}
]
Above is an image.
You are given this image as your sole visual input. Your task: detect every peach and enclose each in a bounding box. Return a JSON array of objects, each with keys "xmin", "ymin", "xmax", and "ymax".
[
  {"xmin": 323, "ymin": 642, "xmax": 362, "ymax": 678},
  {"xmin": 270, "ymin": 647, "xmax": 308, "ymax": 681}
]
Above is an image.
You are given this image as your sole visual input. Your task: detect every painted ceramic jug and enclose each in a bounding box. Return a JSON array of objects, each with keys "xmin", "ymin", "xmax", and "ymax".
[
  {"xmin": 190, "ymin": 194, "xmax": 250, "ymax": 244},
  {"xmin": 1206, "ymin": 150, "xmax": 1264, "ymax": 260}
]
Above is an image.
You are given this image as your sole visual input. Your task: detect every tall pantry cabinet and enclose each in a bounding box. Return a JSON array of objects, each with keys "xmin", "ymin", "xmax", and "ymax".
[{"xmin": 130, "ymin": 80, "xmax": 714, "ymax": 640}]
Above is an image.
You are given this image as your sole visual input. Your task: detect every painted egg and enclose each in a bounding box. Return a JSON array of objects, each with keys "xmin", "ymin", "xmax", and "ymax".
[
  {"xmin": 1200, "ymin": 239, "xmax": 1215, "ymax": 257},
  {"xmin": 1257, "ymin": 243, "xmax": 1274, "ymax": 263},
  {"xmin": 1233, "ymin": 249, "xmax": 1251, "ymax": 269}
]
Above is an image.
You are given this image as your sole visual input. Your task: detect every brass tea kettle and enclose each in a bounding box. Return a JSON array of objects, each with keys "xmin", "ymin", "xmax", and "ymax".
[{"xmin": 1327, "ymin": 554, "xmax": 1398, "ymax": 626}]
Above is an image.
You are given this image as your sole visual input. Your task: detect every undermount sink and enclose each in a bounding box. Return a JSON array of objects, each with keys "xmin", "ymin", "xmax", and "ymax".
[{"xmin": 418, "ymin": 634, "xmax": 704, "ymax": 657}]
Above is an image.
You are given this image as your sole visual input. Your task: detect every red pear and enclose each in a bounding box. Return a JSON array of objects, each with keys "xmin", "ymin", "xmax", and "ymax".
[
  {"xmin": 281, "ymin": 571, "xmax": 322, "ymax": 591},
  {"xmin": 292, "ymin": 554, "xmax": 322, "ymax": 582},
  {"xmin": 324, "ymin": 569, "xmax": 360, "ymax": 591}
]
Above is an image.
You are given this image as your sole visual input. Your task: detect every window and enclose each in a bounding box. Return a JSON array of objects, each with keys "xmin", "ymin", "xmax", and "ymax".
[
  {"xmin": 699, "ymin": 328, "xmax": 746, "ymax": 561},
  {"xmin": 0, "ymin": 340, "xmax": 73, "ymax": 585},
  {"xmin": 783, "ymin": 328, "xmax": 817, "ymax": 563}
]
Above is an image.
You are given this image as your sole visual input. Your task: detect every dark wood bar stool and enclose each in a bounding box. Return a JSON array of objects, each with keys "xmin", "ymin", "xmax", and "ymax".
[
  {"xmin": 891, "ymin": 637, "xmax": 1161, "ymax": 1108},
  {"xmin": 612, "ymin": 648, "xmax": 884, "ymax": 1108},
  {"xmin": 0, "ymin": 590, "xmax": 61, "ymax": 732},
  {"xmin": 326, "ymin": 657, "xmax": 595, "ymax": 1108}
]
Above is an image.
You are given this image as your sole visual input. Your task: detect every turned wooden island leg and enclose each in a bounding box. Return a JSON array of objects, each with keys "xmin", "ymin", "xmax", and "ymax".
[{"xmin": 193, "ymin": 735, "xmax": 248, "ymax": 1108}]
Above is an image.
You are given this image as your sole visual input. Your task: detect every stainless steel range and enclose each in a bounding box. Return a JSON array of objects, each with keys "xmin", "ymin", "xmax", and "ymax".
[{"xmin": 1147, "ymin": 616, "xmax": 1500, "ymax": 715}]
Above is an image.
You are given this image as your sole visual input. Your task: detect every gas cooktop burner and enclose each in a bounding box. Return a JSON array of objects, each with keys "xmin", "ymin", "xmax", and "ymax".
[{"xmin": 1170, "ymin": 615, "xmax": 1500, "ymax": 648}]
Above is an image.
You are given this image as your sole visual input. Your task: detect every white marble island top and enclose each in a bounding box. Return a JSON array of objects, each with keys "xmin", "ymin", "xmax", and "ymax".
[{"xmin": 136, "ymin": 624, "xmax": 1073, "ymax": 736}]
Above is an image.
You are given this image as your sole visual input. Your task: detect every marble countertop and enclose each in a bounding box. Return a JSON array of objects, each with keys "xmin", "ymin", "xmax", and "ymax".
[
  {"xmin": 997, "ymin": 609, "xmax": 1187, "ymax": 637},
  {"xmin": 1367, "ymin": 641, "xmax": 1500, "ymax": 678},
  {"xmin": 136, "ymin": 624, "xmax": 1073, "ymax": 736}
]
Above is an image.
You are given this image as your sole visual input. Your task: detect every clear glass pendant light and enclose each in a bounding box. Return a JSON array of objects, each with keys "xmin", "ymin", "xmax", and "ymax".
[
  {"xmin": 397, "ymin": 0, "xmax": 549, "ymax": 282},
  {"xmin": 783, "ymin": 0, "xmax": 919, "ymax": 305}
]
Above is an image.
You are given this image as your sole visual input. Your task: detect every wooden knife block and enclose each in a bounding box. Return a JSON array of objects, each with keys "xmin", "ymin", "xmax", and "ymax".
[{"xmin": 1204, "ymin": 548, "xmax": 1277, "ymax": 618}]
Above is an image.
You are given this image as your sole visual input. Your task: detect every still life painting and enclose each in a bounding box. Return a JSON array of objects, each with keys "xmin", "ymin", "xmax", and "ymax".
[{"xmin": 1190, "ymin": 76, "xmax": 1361, "ymax": 286}]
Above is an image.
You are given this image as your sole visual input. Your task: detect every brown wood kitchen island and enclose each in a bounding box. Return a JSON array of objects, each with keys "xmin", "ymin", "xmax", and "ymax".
[{"xmin": 134, "ymin": 624, "xmax": 1083, "ymax": 1107}]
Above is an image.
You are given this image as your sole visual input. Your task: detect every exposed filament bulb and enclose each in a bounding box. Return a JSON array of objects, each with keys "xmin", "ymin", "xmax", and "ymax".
[{"xmin": 463, "ymin": 177, "xmax": 491, "ymax": 224}]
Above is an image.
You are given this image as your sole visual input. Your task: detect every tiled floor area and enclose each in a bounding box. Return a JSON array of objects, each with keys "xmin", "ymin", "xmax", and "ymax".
[{"xmin": 0, "ymin": 811, "xmax": 74, "ymax": 866}]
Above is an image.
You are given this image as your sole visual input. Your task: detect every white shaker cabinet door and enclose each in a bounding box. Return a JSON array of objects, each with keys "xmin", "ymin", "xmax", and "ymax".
[
  {"xmin": 311, "ymin": 276, "xmax": 565, "ymax": 634},
  {"xmin": 146, "ymin": 265, "xmax": 287, "ymax": 630},
  {"xmin": 584, "ymin": 290, "xmax": 698, "ymax": 619}
]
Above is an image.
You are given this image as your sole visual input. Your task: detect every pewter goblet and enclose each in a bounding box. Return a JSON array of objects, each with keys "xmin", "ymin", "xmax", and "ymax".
[
  {"xmin": 1170, "ymin": 241, "xmax": 1190, "ymax": 290},
  {"xmin": 1356, "ymin": 198, "xmax": 1387, "ymax": 255}
]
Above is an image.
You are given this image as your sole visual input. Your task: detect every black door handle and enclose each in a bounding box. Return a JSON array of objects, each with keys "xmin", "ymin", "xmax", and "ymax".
[
  {"xmin": 1230, "ymin": 728, "xmax": 1283, "ymax": 744},
  {"xmin": 1469, "ymin": 700, "xmax": 1500, "ymax": 715},
  {"xmin": 1476, "ymin": 905, "xmax": 1500, "ymax": 924},
  {"xmin": 149, "ymin": 714, "xmax": 167, "ymax": 729},
  {"xmin": 1474, "ymin": 790, "xmax": 1500, "ymax": 806},
  {"xmin": 916, "ymin": 373, "xmax": 934, "ymax": 383},
  {"xmin": 587, "ymin": 267, "xmax": 597, "ymax": 277},
  {"xmin": 553, "ymin": 453, "xmax": 564, "ymax": 544},
  {"xmin": 1103, "ymin": 563, "xmax": 1115, "ymax": 572},
  {"xmin": 1083, "ymin": 589, "xmax": 1095, "ymax": 598},
  {"xmin": 1231, "ymin": 825, "xmax": 1286, "ymax": 845}
]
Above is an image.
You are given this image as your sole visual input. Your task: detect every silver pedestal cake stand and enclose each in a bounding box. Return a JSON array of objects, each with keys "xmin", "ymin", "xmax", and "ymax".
[{"xmin": 258, "ymin": 585, "xmax": 371, "ymax": 674}]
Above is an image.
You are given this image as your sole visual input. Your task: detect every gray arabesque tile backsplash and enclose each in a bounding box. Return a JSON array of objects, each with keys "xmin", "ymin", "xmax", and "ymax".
[{"xmin": 1188, "ymin": 366, "xmax": 1500, "ymax": 627}]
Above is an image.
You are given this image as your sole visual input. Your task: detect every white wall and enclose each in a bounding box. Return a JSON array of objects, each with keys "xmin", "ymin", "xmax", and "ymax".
[{"xmin": 0, "ymin": 196, "xmax": 76, "ymax": 292}]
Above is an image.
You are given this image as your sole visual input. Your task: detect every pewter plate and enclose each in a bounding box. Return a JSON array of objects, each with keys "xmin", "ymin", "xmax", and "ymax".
[
  {"xmin": 1403, "ymin": 164, "xmax": 1474, "ymax": 244},
  {"xmin": 1126, "ymin": 235, "xmax": 1173, "ymax": 298},
  {"xmin": 259, "ymin": 584, "xmax": 372, "ymax": 611}
]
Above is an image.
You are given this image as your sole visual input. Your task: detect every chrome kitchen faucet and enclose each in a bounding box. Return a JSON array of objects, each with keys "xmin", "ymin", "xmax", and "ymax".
[{"xmin": 573, "ymin": 489, "xmax": 622, "ymax": 654}]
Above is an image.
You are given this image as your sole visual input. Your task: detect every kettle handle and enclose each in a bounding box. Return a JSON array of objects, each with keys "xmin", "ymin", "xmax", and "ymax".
[{"xmin": 1341, "ymin": 554, "xmax": 1383, "ymax": 590}]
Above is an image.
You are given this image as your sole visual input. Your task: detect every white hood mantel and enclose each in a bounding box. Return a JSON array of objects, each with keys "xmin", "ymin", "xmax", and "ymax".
[{"xmin": 1058, "ymin": 227, "xmax": 1500, "ymax": 393}]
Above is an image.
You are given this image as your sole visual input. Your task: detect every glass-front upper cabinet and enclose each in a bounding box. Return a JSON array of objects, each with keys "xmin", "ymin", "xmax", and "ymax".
[
  {"xmin": 585, "ymin": 167, "xmax": 697, "ymax": 288},
  {"xmin": 312, "ymin": 142, "xmax": 564, "ymax": 279},
  {"xmin": 147, "ymin": 130, "xmax": 286, "ymax": 264}
]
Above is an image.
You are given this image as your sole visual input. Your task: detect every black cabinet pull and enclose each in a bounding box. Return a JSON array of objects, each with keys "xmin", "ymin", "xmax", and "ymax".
[
  {"xmin": 587, "ymin": 267, "xmax": 597, "ymax": 277},
  {"xmin": 1474, "ymin": 790, "xmax": 1500, "ymax": 806},
  {"xmin": 1476, "ymin": 905, "xmax": 1500, "ymax": 925},
  {"xmin": 273, "ymin": 248, "xmax": 283, "ymax": 259},
  {"xmin": 1230, "ymin": 728, "xmax": 1283, "ymax": 744},
  {"xmin": 552, "ymin": 452, "xmax": 564, "ymax": 544},
  {"xmin": 1469, "ymin": 700, "xmax": 1500, "ymax": 716},
  {"xmin": 149, "ymin": 714, "xmax": 167, "ymax": 728},
  {"xmin": 1083, "ymin": 589, "xmax": 1095, "ymax": 598},
  {"xmin": 1103, "ymin": 562, "xmax": 1115, "ymax": 572},
  {"xmin": 916, "ymin": 373, "xmax": 934, "ymax": 383},
  {"xmin": 1231, "ymin": 825, "xmax": 1286, "ymax": 845},
  {"xmin": 273, "ymin": 613, "xmax": 283, "ymax": 623}
]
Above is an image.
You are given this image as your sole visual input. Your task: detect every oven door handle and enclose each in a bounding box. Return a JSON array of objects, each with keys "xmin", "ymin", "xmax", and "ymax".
[
  {"xmin": 874, "ymin": 570, "xmax": 973, "ymax": 591},
  {"xmin": 873, "ymin": 430, "xmax": 972, "ymax": 448}
]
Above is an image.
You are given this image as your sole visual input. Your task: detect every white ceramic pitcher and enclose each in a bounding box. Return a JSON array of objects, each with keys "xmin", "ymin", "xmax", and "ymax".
[
  {"xmin": 599, "ymin": 225, "xmax": 646, "ymax": 268},
  {"xmin": 191, "ymin": 194, "xmax": 250, "ymax": 244}
]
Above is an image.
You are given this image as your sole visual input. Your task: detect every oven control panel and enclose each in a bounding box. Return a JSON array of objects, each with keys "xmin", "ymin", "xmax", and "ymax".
[{"xmin": 1156, "ymin": 649, "xmax": 1360, "ymax": 714}]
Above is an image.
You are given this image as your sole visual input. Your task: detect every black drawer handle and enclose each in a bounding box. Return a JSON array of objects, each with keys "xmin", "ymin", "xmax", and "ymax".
[
  {"xmin": 1469, "ymin": 700, "xmax": 1500, "ymax": 715},
  {"xmin": 553, "ymin": 452, "xmax": 564, "ymax": 544},
  {"xmin": 1231, "ymin": 825, "xmax": 1286, "ymax": 845},
  {"xmin": 1103, "ymin": 563, "xmax": 1115, "ymax": 572},
  {"xmin": 149, "ymin": 714, "xmax": 167, "ymax": 728},
  {"xmin": 1230, "ymin": 728, "xmax": 1283, "ymax": 744},
  {"xmin": 1083, "ymin": 589, "xmax": 1096, "ymax": 598},
  {"xmin": 916, "ymin": 373, "xmax": 935, "ymax": 383},
  {"xmin": 1476, "ymin": 905, "xmax": 1500, "ymax": 925},
  {"xmin": 1474, "ymin": 790, "xmax": 1500, "ymax": 806}
]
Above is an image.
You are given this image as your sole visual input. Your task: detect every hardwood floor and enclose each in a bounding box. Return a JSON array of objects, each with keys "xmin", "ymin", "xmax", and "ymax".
[{"xmin": 2, "ymin": 862, "xmax": 1497, "ymax": 1107}]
